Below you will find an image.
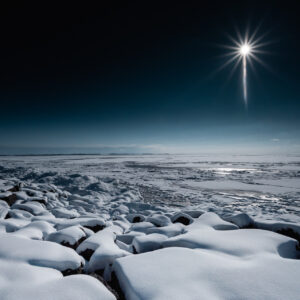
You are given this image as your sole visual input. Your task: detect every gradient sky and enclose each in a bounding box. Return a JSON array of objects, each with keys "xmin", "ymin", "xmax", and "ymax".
[{"xmin": 0, "ymin": 1, "xmax": 300, "ymax": 154}]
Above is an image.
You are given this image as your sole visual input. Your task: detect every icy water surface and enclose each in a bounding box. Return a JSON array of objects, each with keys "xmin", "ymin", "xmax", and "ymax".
[{"xmin": 0, "ymin": 154, "xmax": 299, "ymax": 222}]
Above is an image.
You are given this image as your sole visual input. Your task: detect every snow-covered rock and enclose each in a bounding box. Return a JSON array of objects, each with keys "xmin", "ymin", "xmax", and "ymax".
[
  {"xmin": 129, "ymin": 221, "xmax": 155, "ymax": 233},
  {"xmin": 77, "ymin": 225, "xmax": 123, "ymax": 260},
  {"xmin": 51, "ymin": 207, "xmax": 80, "ymax": 219},
  {"xmin": 46, "ymin": 225, "xmax": 87, "ymax": 247},
  {"xmin": 187, "ymin": 212, "xmax": 238, "ymax": 231},
  {"xmin": 146, "ymin": 214, "xmax": 171, "ymax": 227},
  {"xmin": 171, "ymin": 212, "xmax": 194, "ymax": 225},
  {"xmin": 146, "ymin": 223, "xmax": 184, "ymax": 237},
  {"xmin": 114, "ymin": 247, "xmax": 300, "ymax": 300},
  {"xmin": 11, "ymin": 221, "xmax": 55, "ymax": 239},
  {"xmin": 116, "ymin": 231, "xmax": 145, "ymax": 245},
  {"xmin": 55, "ymin": 217, "xmax": 106, "ymax": 232},
  {"xmin": 0, "ymin": 234, "xmax": 84, "ymax": 272},
  {"xmin": 163, "ymin": 228, "xmax": 299, "ymax": 259},
  {"xmin": 0, "ymin": 259, "xmax": 116, "ymax": 300},
  {"xmin": 132, "ymin": 233, "xmax": 167, "ymax": 253},
  {"xmin": 225, "ymin": 212, "xmax": 255, "ymax": 228}
]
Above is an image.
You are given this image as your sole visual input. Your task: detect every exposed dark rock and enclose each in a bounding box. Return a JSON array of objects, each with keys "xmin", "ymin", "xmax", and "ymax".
[
  {"xmin": 85, "ymin": 224, "xmax": 105, "ymax": 233},
  {"xmin": 0, "ymin": 194, "xmax": 17, "ymax": 206},
  {"xmin": 8, "ymin": 184, "xmax": 21, "ymax": 192},
  {"xmin": 173, "ymin": 216, "xmax": 191, "ymax": 225},
  {"xmin": 4, "ymin": 212, "xmax": 11, "ymax": 219},
  {"xmin": 109, "ymin": 272, "xmax": 126, "ymax": 300},
  {"xmin": 132, "ymin": 245, "xmax": 138, "ymax": 254},
  {"xmin": 61, "ymin": 236, "xmax": 87, "ymax": 250},
  {"xmin": 277, "ymin": 228, "xmax": 300, "ymax": 245},
  {"xmin": 89, "ymin": 271, "xmax": 125, "ymax": 300},
  {"xmin": 32, "ymin": 198, "xmax": 47, "ymax": 205},
  {"xmin": 79, "ymin": 248, "xmax": 95, "ymax": 261},
  {"xmin": 132, "ymin": 216, "xmax": 142, "ymax": 223},
  {"xmin": 61, "ymin": 263, "xmax": 83, "ymax": 276}
]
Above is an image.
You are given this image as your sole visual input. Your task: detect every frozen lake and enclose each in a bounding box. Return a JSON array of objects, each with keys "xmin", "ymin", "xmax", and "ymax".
[{"xmin": 1, "ymin": 154, "xmax": 299, "ymax": 222}]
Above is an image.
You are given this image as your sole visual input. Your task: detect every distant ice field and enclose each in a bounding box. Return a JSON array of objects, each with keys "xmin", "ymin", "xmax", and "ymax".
[{"xmin": 1, "ymin": 154, "xmax": 299, "ymax": 222}]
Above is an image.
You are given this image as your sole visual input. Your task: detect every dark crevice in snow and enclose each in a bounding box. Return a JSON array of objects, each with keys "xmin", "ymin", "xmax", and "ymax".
[
  {"xmin": 276, "ymin": 228, "xmax": 300, "ymax": 246},
  {"xmin": 61, "ymin": 263, "xmax": 84, "ymax": 276},
  {"xmin": 78, "ymin": 248, "xmax": 95, "ymax": 261},
  {"xmin": 0, "ymin": 193, "xmax": 17, "ymax": 206},
  {"xmin": 88, "ymin": 271, "xmax": 126, "ymax": 300},
  {"xmin": 132, "ymin": 216, "xmax": 142, "ymax": 223},
  {"xmin": 61, "ymin": 236, "xmax": 87, "ymax": 250},
  {"xmin": 173, "ymin": 216, "xmax": 191, "ymax": 225},
  {"xmin": 85, "ymin": 224, "xmax": 105, "ymax": 233}
]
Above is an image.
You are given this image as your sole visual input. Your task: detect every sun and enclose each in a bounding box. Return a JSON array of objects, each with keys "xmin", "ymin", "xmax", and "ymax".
[
  {"xmin": 216, "ymin": 26, "xmax": 271, "ymax": 107},
  {"xmin": 240, "ymin": 43, "xmax": 251, "ymax": 56}
]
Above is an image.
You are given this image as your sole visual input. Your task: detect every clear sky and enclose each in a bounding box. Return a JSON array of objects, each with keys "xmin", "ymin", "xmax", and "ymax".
[{"xmin": 0, "ymin": 1, "xmax": 299, "ymax": 154}]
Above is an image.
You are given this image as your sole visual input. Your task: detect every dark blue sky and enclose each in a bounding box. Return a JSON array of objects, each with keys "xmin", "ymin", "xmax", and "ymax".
[{"xmin": 0, "ymin": 1, "xmax": 299, "ymax": 154}]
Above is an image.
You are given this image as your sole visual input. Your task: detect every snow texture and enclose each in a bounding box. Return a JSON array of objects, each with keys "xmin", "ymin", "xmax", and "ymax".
[{"xmin": 0, "ymin": 154, "xmax": 299, "ymax": 299}]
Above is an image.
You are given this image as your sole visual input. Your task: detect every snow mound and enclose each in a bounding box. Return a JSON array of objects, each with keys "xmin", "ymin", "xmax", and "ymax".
[
  {"xmin": 171, "ymin": 212, "xmax": 194, "ymax": 225},
  {"xmin": 11, "ymin": 221, "xmax": 55, "ymax": 240},
  {"xmin": 187, "ymin": 212, "xmax": 238, "ymax": 231},
  {"xmin": 163, "ymin": 228, "xmax": 299, "ymax": 259},
  {"xmin": 55, "ymin": 217, "xmax": 106, "ymax": 232},
  {"xmin": 132, "ymin": 233, "xmax": 167, "ymax": 253},
  {"xmin": 46, "ymin": 225, "xmax": 87, "ymax": 247},
  {"xmin": 114, "ymin": 247, "xmax": 300, "ymax": 300},
  {"xmin": 0, "ymin": 234, "xmax": 84, "ymax": 271},
  {"xmin": 146, "ymin": 223, "xmax": 184, "ymax": 237},
  {"xmin": 146, "ymin": 214, "xmax": 171, "ymax": 227},
  {"xmin": 0, "ymin": 259, "xmax": 116, "ymax": 300},
  {"xmin": 77, "ymin": 225, "xmax": 123, "ymax": 260}
]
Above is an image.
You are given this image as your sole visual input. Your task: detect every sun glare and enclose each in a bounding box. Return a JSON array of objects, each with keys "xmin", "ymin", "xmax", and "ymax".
[
  {"xmin": 216, "ymin": 26, "xmax": 270, "ymax": 107},
  {"xmin": 240, "ymin": 44, "xmax": 251, "ymax": 56}
]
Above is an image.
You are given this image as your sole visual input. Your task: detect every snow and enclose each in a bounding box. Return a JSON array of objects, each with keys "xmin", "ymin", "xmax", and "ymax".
[
  {"xmin": 12, "ymin": 221, "xmax": 55, "ymax": 239},
  {"xmin": 0, "ymin": 234, "xmax": 84, "ymax": 271},
  {"xmin": 132, "ymin": 233, "xmax": 167, "ymax": 253},
  {"xmin": 146, "ymin": 214, "xmax": 171, "ymax": 227},
  {"xmin": 114, "ymin": 247, "xmax": 300, "ymax": 300},
  {"xmin": 46, "ymin": 225, "xmax": 87, "ymax": 246},
  {"xmin": 77, "ymin": 225, "xmax": 123, "ymax": 256},
  {"xmin": 187, "ymin": 212, "xmax": 238, "ymax": 231},
  {"xmin": 2, "ymin": 275, "xmax": 116, "ymax": 300},
  {"xmin": 163, "ymin": 228, "xmax": 298, "ymax": 258},
  {"xmin": 0, "ymin": 154, "xmax": 300, "ymax": 299},
  {"xmin": 0, "ymin": 259, "xmax": 116, "ymax": 300},
  {"xmin": 146, "ymin": 223, "xmax": 184, "ymax": 237}
]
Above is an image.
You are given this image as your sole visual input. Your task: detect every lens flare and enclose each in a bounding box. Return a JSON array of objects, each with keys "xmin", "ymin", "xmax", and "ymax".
[
  {"xmin": 217, "ymin": 26, "xmax": 271, "ymax": 108},
  {"xmin": 240, "ymin": 44, "xmax": 251, "ymax": 56}
]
